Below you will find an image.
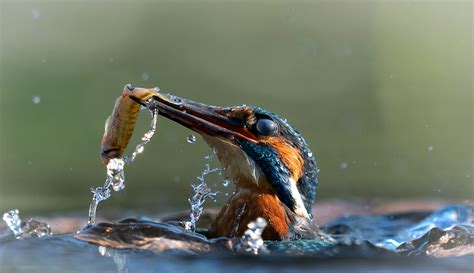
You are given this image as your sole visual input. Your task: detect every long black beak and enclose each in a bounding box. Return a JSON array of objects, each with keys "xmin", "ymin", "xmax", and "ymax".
[{"xmin": 128, "ymin": 86, "xmax": 257, "ymax": 143}]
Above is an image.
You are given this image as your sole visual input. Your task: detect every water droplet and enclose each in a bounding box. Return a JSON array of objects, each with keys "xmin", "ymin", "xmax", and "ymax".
[
  {"xmin": 136, "ymin": 145, "xmax": 144, "ymax": 154},
  {"xmin": 106, "ymin": 158, "xmax": 126, "ymax": 192},
  {"xmin": 31, "ymin": 9, "xmax": 40, "ymax": 20},
  {"xmin": 340, "ymin": 161, "xmax": 348, "ymax": 169},
  {"xmin": 141, "ymin": 72, "xmax": 149, "ymax": 81},
  {"xmin": 111, "ymin": 180, "xmax": 125, "ymax": 192},
  {"xmin": 307, "ymin": 151, "xmax": 313, "ymax": 157},
  {"xmin": 173, "ymin": 97, "xmax": 183, "ymax": 105},
  {"xmin": 222, "ymin": 179, "xmax": 230, "ymax": 187},
  {"xmin": 32, "ymin": 96, "xmax": 41, "ymax": 104},
  {"xmin": 187, "ymin": 134, "xmax": 196, "ymax": 144},
  {"xmin": 427, "ymin": 145, "xmax": 434, "ymax": 152},
  {"xmin": 98, "ymin": 246, "xmax": 107, "ymax": 256}
]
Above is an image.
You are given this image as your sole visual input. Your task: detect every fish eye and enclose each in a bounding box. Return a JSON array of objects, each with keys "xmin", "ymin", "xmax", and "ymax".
[{"xmin": 256, "ymin": 119, "xmax": 278, "ymax": 136}]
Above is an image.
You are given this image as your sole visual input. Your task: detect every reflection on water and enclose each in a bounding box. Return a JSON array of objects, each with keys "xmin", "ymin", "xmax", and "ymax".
[{"xmin": 1, "ymin": 204, "xmax": 473, "ymax": 272}]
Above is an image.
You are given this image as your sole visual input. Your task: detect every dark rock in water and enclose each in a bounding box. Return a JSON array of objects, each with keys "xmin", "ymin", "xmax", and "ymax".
[{"xmin": 76, "ymin": 219, "xmax": 233, "ymax": 255}]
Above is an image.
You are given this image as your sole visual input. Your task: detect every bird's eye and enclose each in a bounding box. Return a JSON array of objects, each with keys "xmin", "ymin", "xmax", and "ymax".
[{"xmin": 256, "ymin": 119, "xmax": 278, "ymax": 136}]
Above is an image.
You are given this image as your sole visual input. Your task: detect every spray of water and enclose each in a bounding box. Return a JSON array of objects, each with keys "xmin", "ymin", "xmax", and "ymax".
[
  {"xmin": 183, "ymin": 149, "xmax": 220, "ymax": 231},
  {"xmin": 98, "ymin": 246, "xmax": 129, "ymax": 273},
  {"xmin": 235, "ymin": 217, "xmax": 268, "ymax": 254},
  {"xmin": 88, "ymin": 107, "xmax": 159, "ymax": 224},
  {"xmin": 2, "ymin": 209, "xmax": 52, "ymax": 239}
]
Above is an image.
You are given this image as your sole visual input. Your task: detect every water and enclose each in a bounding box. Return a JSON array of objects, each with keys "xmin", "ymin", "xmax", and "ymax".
[
  {"xmin": 325, "ymin": 205, "xmax": 474, "ymax": 256},
  {"xmin": 184, "ymin": 150, "xmax": 219, "ymax": 231},
  {"xmin": 88, "ymin": 107, "xmax": 159, "ymax": 224},
  {"xmin": 3, "ymin": 210, "xmax": 22, "ymax": 237},
  {"xmin": 187, "ymin": 134, "xmax": 197, "ymax": 144},
  {"xmin": 141, "ymin": 72, "xmax": 149, "ymax": 81},
  {"xmin": 339, "ymin": 161, "xmax": 348, "ymax": 169},
  {"xmin": 222, "ymin": 179, "xmax": 230, "ymax": 187},
  {"xmin": 32, "ymin": 96, "xmax": 41, "ymax": 104},
  {"xmin": 234, "ymin": 218, "xmax": 268, "ymax": 254},
  {"xmin": 1, "ymin": 204, "xmax": 473, "ymax": 272},
  {"xmin": 31, "ymin": 9, "xmax": 40, "ymax": 20},
  {"xmin": 2, "ymin": 210, "xmax": 52, "ymax": 239}
]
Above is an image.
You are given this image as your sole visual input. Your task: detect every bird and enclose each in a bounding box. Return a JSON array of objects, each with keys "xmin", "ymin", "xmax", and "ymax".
[{"xmin": 130, "ymin": 89, "xmax": 321, "ymax": 241}]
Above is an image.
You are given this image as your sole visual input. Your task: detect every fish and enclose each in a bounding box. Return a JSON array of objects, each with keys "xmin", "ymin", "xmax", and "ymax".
[{"xmin": 100, "ymin": 84, "xmax": 157, "ymax": 165}]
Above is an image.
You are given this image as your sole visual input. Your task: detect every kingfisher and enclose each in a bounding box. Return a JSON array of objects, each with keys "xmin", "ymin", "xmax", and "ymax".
[{"xmin": 130, "ymin": 89, "xmax": 321, "ymax": 241}]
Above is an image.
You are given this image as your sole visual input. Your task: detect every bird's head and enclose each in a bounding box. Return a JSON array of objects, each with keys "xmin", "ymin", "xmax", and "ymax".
[{"xmin": 131, "ymin": 89, "xmax": 319, "ymax": 220}]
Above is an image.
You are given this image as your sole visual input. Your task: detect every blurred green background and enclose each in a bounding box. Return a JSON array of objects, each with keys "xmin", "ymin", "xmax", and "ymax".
[{"xmin": 0, "ymin": 0, "xmax": 472, "ymax": 214}]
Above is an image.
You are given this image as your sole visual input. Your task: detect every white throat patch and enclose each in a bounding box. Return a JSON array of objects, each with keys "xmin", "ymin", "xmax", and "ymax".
[
  {"xmin": 202, "ymin": 135, "xmax": 310, "ymax": 219},
  {"xmin": 202, "ymin": 136, "xmax": 262, "ymax": 185}
]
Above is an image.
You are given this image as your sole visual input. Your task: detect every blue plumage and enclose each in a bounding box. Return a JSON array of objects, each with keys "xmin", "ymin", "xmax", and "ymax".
[
  {"xmin": 242, "ymin": 107, "xmax": 319, "ymax": 217},
  {"xmin": 238, "ymin": 139, "xmax": 296, "ymax": 212}
]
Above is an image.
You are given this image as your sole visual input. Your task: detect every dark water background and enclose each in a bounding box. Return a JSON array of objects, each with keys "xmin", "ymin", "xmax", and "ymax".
[{"xmin": 0, "ymin": 1, "xmax": 472, "ymax": 217}]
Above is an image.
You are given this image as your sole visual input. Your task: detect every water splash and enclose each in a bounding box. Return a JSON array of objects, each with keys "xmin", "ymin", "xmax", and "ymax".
[
  {"xmin": 382, "ymin": 205, "xmax": 473, "ymax": 250},
  {"xmin": 326, "ymin": 204, "xmax": 474, "ymax": 254},
  {"xmin": 98, "ymin": 246, "xmax": 128, "ymax": 273},
  {"xmin": 184, "ymin": 150, "xmax": 219, "ymax": 231},
  {"xmin": 235, "ymin": 217, "xmax": 268, "ymax": 255},
  {"xmin": 3, "ymin": 210, "xmax": 22, "ymax": 237},
  {"xmin": 88, "ymin": 107, "xmax": 159, "ymax": 224},
  {"xmin": 2, "ymin": 209, "xmax": 52, "ymax": 239}
]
